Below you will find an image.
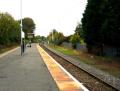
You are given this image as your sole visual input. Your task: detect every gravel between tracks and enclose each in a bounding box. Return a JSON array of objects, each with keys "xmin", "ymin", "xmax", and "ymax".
[{"xmin": 42, "ymin": 46, "xmax": 117, "ymax": 91}]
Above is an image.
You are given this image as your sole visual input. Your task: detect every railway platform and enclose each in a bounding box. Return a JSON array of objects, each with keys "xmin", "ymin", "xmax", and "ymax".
[
  {"xmin": 0, "ymin": 44, "xmax": 88, "ymax": 91},
  {"xmin": 37, "ymin": 45, "xmax": 89, "ymax": 91}
]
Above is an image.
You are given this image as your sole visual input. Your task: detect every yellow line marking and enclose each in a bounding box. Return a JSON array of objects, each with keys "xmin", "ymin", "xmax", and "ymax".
[{"xmin": 37, "ymin": 45, "xmax": 89, "ymax": 91}]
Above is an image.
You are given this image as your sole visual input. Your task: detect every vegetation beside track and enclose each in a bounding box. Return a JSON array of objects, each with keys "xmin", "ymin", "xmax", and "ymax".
[
  {"xmin": 42, "ymin": 45, "xmax": 117, "ymax": 91},
  {"xmin": 49, "ymin": 44, "xmax": 120, "ymax": 78}
]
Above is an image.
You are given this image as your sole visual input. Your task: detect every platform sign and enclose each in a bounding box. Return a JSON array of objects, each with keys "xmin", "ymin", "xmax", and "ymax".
[
  {"xmin": 28, "ymin": 35, "xmax": 33, "ymax": 38},
  {"xmin": 27, "ymin": 33, "xmax": 34, "ymax": 39}
]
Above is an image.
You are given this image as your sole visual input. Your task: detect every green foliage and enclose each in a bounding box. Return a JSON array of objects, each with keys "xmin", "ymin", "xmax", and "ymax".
[
  {"xmin": 63, "ymin": 35, "xmax": 72, "ymax": 42},
  {"xmin": 33, "ymin": 35, "xmax": 47, "ymax": 43},
  {"xmin": 70, "ymin": 23, "xmax": 85, "ymax": 48},
  {"xmin": 82, "ymin": 0, "xmax": 105, "ymax": 47},
  {"xmin": 33, "ymin": 35, "xmax": 41, "ymax": 43},
  {"xmin": 0, "ymin": 13, "xmax": 20, "ymax": 47},
  {"xmin": 101, "ymin": 0, "xmax": 120, "ymax": 47},
  {"xmin": 0, "ymin": 13, "xmax": 35, "ymax": 49},
  {"xmin": 22, "ymin": 17, "xmax": 35, "ymax": 38},
  {"xmin": 82, "ymin": 0, "xmax": 120, "ymax": 53},
  {"xmin": 70, "ymin": 34, "xmax": 80, "ymax": 48},
  {"xmin": 51, "ymin": 45, "xmax": 78, "ymax": 56},
  {"xmin": 47, "ymin": 29, "xmax": 65, "ymax": 45},
  {"xmin": 75, "ymin": 23, "xmax": 84, "ymax": 39}
]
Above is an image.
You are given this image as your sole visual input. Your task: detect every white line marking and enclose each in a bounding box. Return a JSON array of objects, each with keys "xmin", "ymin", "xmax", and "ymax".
[{"xmin": 0, "ymin": 47, "xmax": 19, "ymax": 58}]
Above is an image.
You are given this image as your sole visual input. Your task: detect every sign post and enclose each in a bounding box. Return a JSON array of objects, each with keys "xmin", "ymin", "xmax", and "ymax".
[{"xmin": 20, "ymin": 0, "xmax": 23, "ymax": 55}]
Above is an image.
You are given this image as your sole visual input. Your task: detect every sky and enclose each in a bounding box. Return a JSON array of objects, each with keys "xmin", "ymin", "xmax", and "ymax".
[{"xmin": 0, "ymin": 0, "xmax": 87, "ymax": 37}]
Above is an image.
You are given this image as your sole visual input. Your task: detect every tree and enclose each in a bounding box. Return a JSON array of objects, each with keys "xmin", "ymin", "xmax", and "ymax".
[
  {"xmin": 101, "ymin": 0, "xmax": 120, "ymax": 47},
  {"xmin": 22, "ymin": 17, "xmax": 35, "ymax": 38},
  {"xmin": 70, "ymin": 34, "xmax": 80, "ymax": 49},
  {"xmin": 33, "ymin": 35, "xmax": 41, "ymax": 43},
  {"xmin": 82, "ymin": 0, "xmax": 120, "ymax": 55},
  {"xmin": 47, "ymin": 29, "xmax": 65, "ymax": 45},
  {"xmin": 75, "ymin": 23, "xmax": 83, "ymax": 38},
  {"xmin": 82, "ymin": 0, "xmax": 105, "ymax": 50},
  {"xmin": 63, "ymin": 35, "xmax": 72, "ymax": 43},
  {"xmin": 70, "ymin": 23, "xmax": 85, "ymax": 49},
  {"xmin": 0, "ymin": 13, "xmax": 20, "ymax": 47}
]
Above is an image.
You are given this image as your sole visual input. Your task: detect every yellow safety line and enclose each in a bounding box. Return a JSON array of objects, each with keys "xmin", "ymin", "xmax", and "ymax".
[{"xmin": 37, "ymin": 45, "xmax": 88, "ymax": 91}]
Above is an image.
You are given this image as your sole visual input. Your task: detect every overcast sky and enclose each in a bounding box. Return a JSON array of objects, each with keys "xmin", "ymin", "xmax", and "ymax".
[{"xmin": 0, "ymin": 0, "xmax": 87, "ymax": 37}]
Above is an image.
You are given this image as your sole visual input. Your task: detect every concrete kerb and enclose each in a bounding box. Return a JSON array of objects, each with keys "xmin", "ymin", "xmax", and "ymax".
[{"xmin": 0, "ymin": 47, "xmax": 19, "ymax": 58}]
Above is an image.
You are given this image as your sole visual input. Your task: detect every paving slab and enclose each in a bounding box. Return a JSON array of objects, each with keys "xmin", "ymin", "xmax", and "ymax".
[{"xmin": 0, "ymin": 44, "xmax": 59, "ymax": 91}]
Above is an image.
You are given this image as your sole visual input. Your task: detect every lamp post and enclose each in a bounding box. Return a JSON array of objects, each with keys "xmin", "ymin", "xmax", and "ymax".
[{"xmin": 20, "ymin": 0, "xmax": 23, "ymax": 55}]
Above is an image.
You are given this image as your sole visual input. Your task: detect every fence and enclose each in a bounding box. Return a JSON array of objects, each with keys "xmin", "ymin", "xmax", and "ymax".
[
  {"xmin": 62, "ymin": 42, "xmax": 120, "ymax": 57},
  {"xmin": 103, "ymin": 46, "xmax": 120, "ymax": 57}
]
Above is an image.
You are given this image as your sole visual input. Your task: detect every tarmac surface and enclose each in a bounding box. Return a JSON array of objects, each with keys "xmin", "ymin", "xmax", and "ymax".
[{"xmin": 0, "ymin": 44, "xmax": 59, "ymax": 91}]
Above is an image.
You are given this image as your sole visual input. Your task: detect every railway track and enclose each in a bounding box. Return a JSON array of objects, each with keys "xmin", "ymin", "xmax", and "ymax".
[{"xmin": 40, "ymin": 44, "xmax": 119, "ymax": 91}]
